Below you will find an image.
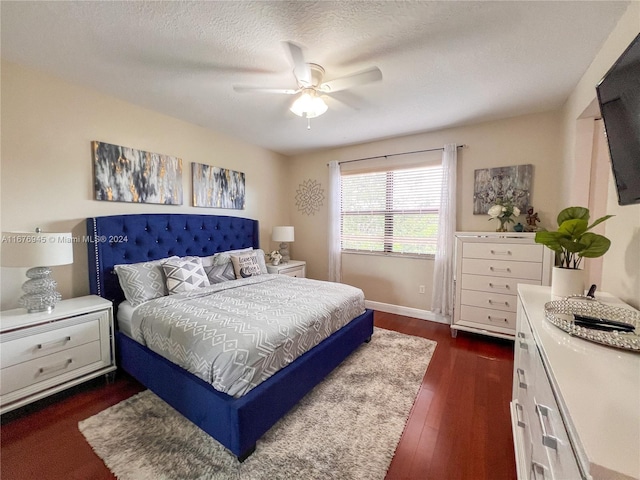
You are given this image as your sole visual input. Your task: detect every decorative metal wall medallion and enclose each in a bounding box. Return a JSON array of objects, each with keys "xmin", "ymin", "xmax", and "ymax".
[{"xmin": 295, "ymin": 179, "xmax": 324, "ymax": 215}]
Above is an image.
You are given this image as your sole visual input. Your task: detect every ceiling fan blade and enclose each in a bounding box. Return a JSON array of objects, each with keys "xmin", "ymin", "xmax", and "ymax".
[
  {"xmin": 284, "ymin": 41, "xmax": 312, "ymax": 86},
  {"xmin": 320, "ymin": 67, "xmax": 382, "ymax": 93},
  {"xmin": 233, "ymin": 86, "xmax": 298, "ymax": 94}
]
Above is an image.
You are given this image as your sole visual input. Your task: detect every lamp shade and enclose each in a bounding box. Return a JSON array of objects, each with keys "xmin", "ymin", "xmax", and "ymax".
[
  {"xmin": 290, "ymin": 91, "xmax": 328, "ymax": 119},
  {"xmin": 1, "ymin": 231, "xmax": 74, "ymax": 268},
  {"xmin": 272, "ymin": 226, "xmax": 295, "ymax": 243}
]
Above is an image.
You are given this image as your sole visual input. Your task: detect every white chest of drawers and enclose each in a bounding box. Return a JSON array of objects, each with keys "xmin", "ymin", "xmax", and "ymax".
[
  {"xmin": 452, "ymin": 232, "xmax": 553, "ymax": 339},
  {"xmin": 0, "ymin": 295, "xmax": 116, "ymax": 414},
  {"xmin": 512, "ymin": 285, "xmax": 639, "ymax": 480}
]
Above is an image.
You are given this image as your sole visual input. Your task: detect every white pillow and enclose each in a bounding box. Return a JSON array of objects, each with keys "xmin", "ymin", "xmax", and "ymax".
[{"xmin": 162, "ymin": 257, "xmax": 210, "ymax": 294}]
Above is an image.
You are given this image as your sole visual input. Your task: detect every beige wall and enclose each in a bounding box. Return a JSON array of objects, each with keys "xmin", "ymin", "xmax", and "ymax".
[
  {"xmin": 0, "ymin": 61, "xmax": 290, "ymax": 310},
  {"xmin": 289, "ymin": 111, "xmax": 563, "ymax": 311},
  {"xmin": 560, "ymin": 3, "xmax": 640, "ymax": 308}
]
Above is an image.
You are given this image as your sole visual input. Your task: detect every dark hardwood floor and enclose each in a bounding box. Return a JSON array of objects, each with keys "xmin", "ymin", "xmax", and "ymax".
[{"xmin": 0, "ymin": 312, "xmax": 516, "ymax": 480}]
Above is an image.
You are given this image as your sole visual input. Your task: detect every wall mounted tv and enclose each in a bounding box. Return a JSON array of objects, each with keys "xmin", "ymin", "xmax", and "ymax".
[{"xmin": 596, "ymin": 33, "xmax": 640, "ymax": 206}]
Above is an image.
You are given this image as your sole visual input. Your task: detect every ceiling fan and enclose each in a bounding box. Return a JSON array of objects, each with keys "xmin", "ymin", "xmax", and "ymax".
[{"xmin": 233, "ymin": 42, "xmax": 382, "ymax": 127}]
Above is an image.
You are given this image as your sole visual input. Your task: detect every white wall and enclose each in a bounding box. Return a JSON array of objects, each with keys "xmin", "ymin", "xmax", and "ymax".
[
  {"xmin": 289, "ymin": 110, "xmax": 563, "ymax": 312},
  {"xmin": 0, "ymin": 61, "xmax": 290, "ymax": 310},
  {"xmin": 560, "ymin": 3, "xmax": 640, "ymax": 308}
]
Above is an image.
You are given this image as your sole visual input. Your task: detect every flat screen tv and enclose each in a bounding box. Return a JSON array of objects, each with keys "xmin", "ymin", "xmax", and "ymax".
[{"xmin": 596, "ymin": 33, "xmax": 640, "ymax": 206}]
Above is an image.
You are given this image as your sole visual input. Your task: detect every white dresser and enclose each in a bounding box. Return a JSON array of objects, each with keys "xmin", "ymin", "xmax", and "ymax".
[
  {"xmin": 0, "ymin": 295, "xmax": 116, "ymax": 414},
  {"xmin": 512, "ymin": 284, "xmax": 639, "ymax": 480},
  {"xmin": 452, "ymin": 232, "xmax": 553, "ymax": 339}
]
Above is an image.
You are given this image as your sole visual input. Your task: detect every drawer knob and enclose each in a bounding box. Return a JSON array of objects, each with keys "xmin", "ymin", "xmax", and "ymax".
[
  {"xmin": 489, "ymin": 266, "xmax": 511, "ymax": 272},
  {"xmin": 487, "ymin": 315, "xmax": 508, "ymax": 323},
  {"xmin": 531, "ymin": 461, "xmax": 548, "ymax": 480},
  {"xmin": 517, "ymin": 368, "xmax": 528, "ymax": 389},
  {"xmin": 515, "ymin": 401, "xmax": 526, "ymax": 428},
  {"xmin": 38, "ymin": 358, "xmax": 73, "ymax": 375},
  {"xmin": 490, "ymin": 249, "xmax": 512, "ymax": 255},
  {"xmin": 488, "ymin": 299, "xmax": 509, "ymax": 306},
  {"xmin": 488, "ymin": 283, "xmax": 510, "ymax": 289},
  {"xmin": 37, "ymin": 336, "xmax": 71, "ymax": 350},
  {"xmin": 535, "ymin": 403, "xmax": 559, "ymax": 451}
]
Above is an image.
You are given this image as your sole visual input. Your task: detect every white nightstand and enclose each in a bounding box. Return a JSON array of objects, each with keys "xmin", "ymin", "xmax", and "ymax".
[
  {"xmin": 0, "ymin": 295, "xmax": 116, "ymax": 414},
  {"xmin": 266, "ymin": 260, "xmax": 306, "ymax": 278}
]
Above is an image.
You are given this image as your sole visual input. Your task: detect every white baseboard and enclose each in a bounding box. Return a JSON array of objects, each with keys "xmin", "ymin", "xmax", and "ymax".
[{"xmin": 364, "ymin": 300, "xmax": 451, "ymax": 325}]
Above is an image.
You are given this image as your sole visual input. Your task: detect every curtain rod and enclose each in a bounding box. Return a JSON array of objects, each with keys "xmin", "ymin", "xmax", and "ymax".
[{"xmin": 329, "ymin": 144, "xmax": 465, "ymax": 166}]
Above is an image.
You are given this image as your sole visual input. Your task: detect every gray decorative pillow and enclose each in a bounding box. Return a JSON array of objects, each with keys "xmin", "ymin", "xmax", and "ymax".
[
  {"xmin": 162, "ymin": 257, "xmax": 210, "ymax": 294},
  {"xmin": 231, "ymin": 251, "xmax": 263, "ymax": 278},
  {"xmin": 114, "ymin": 256, "xmax": 179, "ymax": 307},
  {"xmin": 203, "ymin": 247, "xmax": 256, "ymax": 283}
]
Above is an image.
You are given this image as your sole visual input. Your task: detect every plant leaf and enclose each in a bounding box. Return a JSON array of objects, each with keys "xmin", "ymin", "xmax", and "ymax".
[
  {"xmin": 587, "ymin": 215, "xmax": 614, "ymax": 231},
  {"xmin": 578, "ymin": 232, "xmax": 611, "ymax": 258},
  {"xmin": 558, "ymin": 219, "xmax": 588, "ymax": 239},
  {"xmin": 558, "ymin": 237, "xmax": 586, "ymax": 253},
  {"xmin": 535, "ymin": 231, "xmax": 566, "ymax": 252},
  {"xmin": 557, "ymin": 207, "xmax": 589, "ymax": 226}
]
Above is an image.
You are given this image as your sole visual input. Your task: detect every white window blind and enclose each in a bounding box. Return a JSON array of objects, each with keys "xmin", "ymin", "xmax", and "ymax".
[{"xmin": 341, "ymin": 164, "xmax": 443, "ymax": 256}]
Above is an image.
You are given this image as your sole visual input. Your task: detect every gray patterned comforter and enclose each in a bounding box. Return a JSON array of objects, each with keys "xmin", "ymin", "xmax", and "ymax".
[{"xmin": 130, "ymin": 275, "xmax": 365, "ymax": 397}]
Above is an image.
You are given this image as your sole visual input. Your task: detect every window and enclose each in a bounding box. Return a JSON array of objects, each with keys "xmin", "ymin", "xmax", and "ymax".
[{"xmin": 340, "ymin": 164, "xmax": 443, "ymax": 256}]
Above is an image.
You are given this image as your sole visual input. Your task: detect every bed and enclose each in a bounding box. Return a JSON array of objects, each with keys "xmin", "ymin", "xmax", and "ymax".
[{"xmin": 86, "ymin": 213, "xmax": 374, "ymax": 461}]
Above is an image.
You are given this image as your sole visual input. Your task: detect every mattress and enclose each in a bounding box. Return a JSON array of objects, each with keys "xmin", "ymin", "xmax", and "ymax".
[
  {"xmin": 130, "ymin": 274, "xmax": 365, "ymax": 397},
  {"xmin": 116, "ymin": 300, "xmax": 137, "ymax": 338}
]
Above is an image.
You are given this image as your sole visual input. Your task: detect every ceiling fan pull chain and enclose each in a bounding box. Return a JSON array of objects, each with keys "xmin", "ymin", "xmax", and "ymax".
[{"xmin": 307, "ymin": 117, "xmax": 311, "ymax": 130}]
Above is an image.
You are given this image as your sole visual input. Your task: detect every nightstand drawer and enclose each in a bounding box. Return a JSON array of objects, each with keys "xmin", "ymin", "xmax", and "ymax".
[
  {"xmin": 266, "ymin": 260, "xmax": 306, "ymax": 278},
  {"xmin": 279, "ymin": 266, "xmax": 304, "ymax": 277},
  {"xmin": 1, "ymin": 312, "xmax": 104, "ymax": 368},
  {"xmin": 0, "ymin": 341, "xmax": 102, "ymax": 395},
  {"xmin": 463, "ymin": 242, "xmax": 543, "ymax": 262},
  {"xmin": 462, "ymin": 258, "xmax": 543, "ymax": 280}
]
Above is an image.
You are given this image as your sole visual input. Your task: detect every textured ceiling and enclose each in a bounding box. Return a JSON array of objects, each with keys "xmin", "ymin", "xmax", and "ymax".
[{"xmin": 0, "ymin": 1, "xmax": 630, "ymax": 156}]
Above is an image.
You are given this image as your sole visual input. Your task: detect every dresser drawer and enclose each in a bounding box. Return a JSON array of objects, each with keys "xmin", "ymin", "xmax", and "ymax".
[
  {"xmin": 460, "ymin": 289, "xmax": 517, "ymax": 312},
  {"xmin": 459, "ymin": 304, "xmax": 517, "ymax": 330},
  {"xmin": 0, "ymin": 341, "xmax": 103, "ymax": 396},
  {"xmin": 461, "ymin": 274, "xmax": 540, "ymax": 295},
  {"xmin": 529, "ymin": 357, "xmax": 582, "ymax": 480},
  {"xmin": 462, "ymin": 258, "xmax": 543, "ymax": 281},
  {"xmin": 1, "ymin": 313, "xmax": 103, "ymax": 368},
  {"xmin": 463, "ymin": 242, "xmax": 543, "ymax": 262}
]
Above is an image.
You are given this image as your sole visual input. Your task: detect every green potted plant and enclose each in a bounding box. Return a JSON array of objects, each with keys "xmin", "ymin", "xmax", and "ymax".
[{"xmin": 535, "ymin": 206, "xmax": 613, "ymax": 297}]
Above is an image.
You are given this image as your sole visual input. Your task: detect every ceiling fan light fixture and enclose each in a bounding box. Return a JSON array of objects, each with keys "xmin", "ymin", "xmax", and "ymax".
[{"xmin": 290, "ymin": 90, "xmax": 328, "ymax": 119}]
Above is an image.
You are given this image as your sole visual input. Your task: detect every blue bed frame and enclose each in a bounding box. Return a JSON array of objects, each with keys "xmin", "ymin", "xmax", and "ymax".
[{"xmin": 86, "ymin": 213, "xmax": 374, "ymax": 461}]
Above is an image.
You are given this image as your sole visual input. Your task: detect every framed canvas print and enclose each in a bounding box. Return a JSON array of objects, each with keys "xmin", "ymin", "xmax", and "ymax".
[
  {"xmin": 93, "ymin": 141, "xmax": 183, "ymax": 205},
  {"xmin": 192, "ymin": 162, "xmax": 245, "ymax": 209},
  {"xmin": 473, "ymin": 164, "xmax": 533, "ymax": 214}
]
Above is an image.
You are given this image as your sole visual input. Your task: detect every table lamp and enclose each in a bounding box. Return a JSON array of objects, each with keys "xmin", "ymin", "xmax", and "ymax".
[
  {"xmin": 272, "ymin": 226, "xmax": 294, "ymax": 264},
  {"xmin": 1, "ymin": 229, "xmax": 74, "ymax": 313}
]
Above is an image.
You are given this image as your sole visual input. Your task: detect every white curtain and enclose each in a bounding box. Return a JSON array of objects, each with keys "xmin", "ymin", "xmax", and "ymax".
[
  {"xmin": 328, "ymin": 161, "xmax": 342, "ymax": 282},
  {"xmin": 431, "ymin": 144, "xmax": 457, "ymax": 320}
]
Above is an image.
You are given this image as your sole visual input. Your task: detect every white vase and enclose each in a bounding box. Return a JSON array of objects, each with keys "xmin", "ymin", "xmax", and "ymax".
[{"xmin": 551, "ymin": 267, "xmax": 584, "ymax": 297}]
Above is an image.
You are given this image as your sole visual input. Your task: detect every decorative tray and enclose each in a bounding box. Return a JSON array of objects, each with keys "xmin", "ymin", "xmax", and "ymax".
[{"xmin": 544, "ymin": 297, "xmax": 640, "ymax": 352}]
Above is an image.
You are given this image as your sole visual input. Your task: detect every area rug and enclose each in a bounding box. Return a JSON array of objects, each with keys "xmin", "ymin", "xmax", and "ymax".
[{"xmin": 79, "ymin": 327, "xmax": 436, "ymax": 480}]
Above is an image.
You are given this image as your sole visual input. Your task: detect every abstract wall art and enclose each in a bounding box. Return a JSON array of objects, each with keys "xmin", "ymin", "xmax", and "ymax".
[
  {"xmin": 295, "ymin": 179, "xmax": 324, "ymax": 215},
  {"xmin": 473, "ymin": 164, "xmax": 533, "ymax": 214},
  {"xmin": 93, "ymin": 141, "xmax": 183, "ymax": 205},
  {"xmin": 192, "ymin": 162, "xmax": 245, "ymax": 209}
]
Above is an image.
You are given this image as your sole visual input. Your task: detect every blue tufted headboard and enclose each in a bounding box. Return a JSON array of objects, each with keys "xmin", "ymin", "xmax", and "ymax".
[{"xmin": 87, "ymin": 214, "xmax": 260, "ymax": 307}]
